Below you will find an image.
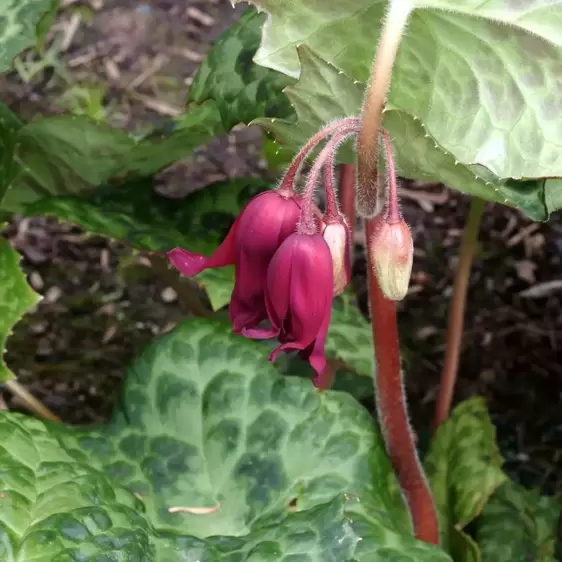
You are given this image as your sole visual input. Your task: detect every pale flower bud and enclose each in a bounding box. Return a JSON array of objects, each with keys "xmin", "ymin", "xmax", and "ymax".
[
  {"xmin": 370, "ymin": 216, "xmax": 413, "ymax": 301},
  {"xmin": 322, "ymin": 217, "xmax": 351, "ymax": 296}
]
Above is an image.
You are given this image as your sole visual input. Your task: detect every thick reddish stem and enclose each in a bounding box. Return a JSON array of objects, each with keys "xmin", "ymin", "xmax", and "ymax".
[
  {"xmin": 366, "ymin": 217, "xmax": 439, "ymax": 545},
  {"xmin": 339, "ymin": 164, "xmax": 356, "ymax": 235}
]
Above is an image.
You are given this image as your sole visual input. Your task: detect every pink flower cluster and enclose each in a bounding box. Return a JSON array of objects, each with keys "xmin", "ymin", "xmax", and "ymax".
[{"xmin": 168, "ymin": 119, "xmax": 360, "ymax": 386}]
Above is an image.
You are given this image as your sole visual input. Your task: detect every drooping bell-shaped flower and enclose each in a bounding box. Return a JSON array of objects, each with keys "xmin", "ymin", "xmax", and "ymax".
[
  {"xmin": 369, "ymin": 214, "xmax": 413, "ymax": 301},
  {"xmin": 321, "ymin": 214, "xmax": 351, "ymax": 296},
  {"xmin": 242, "ymin": 233, "xmax": 334, "ymax": 383},
  {"xmin": 168, "ymin": 189, "xmax": 302, "ymax": 332}
]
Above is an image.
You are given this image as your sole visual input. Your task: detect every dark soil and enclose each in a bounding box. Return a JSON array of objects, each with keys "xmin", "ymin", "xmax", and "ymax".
[{"xmin": 1, "ymin": 0, "xmax": 560, "ymax": 510}]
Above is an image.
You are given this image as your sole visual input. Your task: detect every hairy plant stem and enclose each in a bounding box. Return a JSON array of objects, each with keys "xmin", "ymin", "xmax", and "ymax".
[
  {"xmin": 365, "ymin": 218, "xmax": 439, "ymax": 544},
  {"xmin": 380, "ymin": 129, "xmax": 400, "ymax": 223},
  {"xmin": 5, "ymin": 379, "xmax": 61, "ymax": 422},
  {"xmin": 357, "ymin": 0, "xmax": 412, "ymax": 216},
  {"xmin": 434, "ymin": 197, "xmax": 485, "ymax": 428},
  {"xmin": 299, "ymin": 128, "xmax": 359, "ymax": 234},
  {"xmin": 278, "ymin": 117, "xmax": 360, "ymax": 194}
]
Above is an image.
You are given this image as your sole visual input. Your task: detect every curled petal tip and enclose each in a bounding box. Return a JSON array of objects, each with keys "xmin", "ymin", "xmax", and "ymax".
[
  {"xmin": 167, "ymin": 248, "xmax": 207, "ymax": 277},
  {"xmin": 241, "ymin": 327, "xmax": 280, "ymax": 340}
]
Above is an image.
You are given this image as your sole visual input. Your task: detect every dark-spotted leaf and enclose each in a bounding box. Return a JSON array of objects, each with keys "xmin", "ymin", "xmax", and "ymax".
[
  {"xmin": 0, "ymin": 317, "xmax": 453, "ymax": 560},
  {"xmin": 189, "ymin": 6, "xmax": 295, "ymax": 130},
  {"xmin": 0, "ymin": 413, "xmax": 155, "ymax": 559},
  {"xmin": 424, "ymin": 396, "xmax": 507, "ymax": 560},
  {"xmin": 475, "ymin": 480, "xmax": 561, "ymax": 562}
]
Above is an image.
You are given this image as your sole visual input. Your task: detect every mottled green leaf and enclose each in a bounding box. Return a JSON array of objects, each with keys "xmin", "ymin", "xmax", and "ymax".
[
  {"xmin": 0, "ymin": 238, "xmax": 41, "ymax": 382},
  {"xmin": 262, "ymin": 340, "xmax": 374, "ymax": 402},
  {"xmin": 236, "ymin": 0, "xmax": 562, "ymax": 181},
  {"xmin": 475, "ymin": 480, "xmax": 561, "ymax": 562},
  {"xmin": 57, "ymin": 319, "xmax": 387, "ymax": 535},
  {"xmin": 256, "ymin": 46, "xmax": 549, "ymax": 220},
  {"xmin": 43, "ymin": 318, "xmax": 448, "ymax": 560},
  {"xmin": 0, "ymin": 413, "xmax": 155, "ymax": 559},
  {"xmin": 25, "ymin": 177, "xmax": 269, "ymax": 309},
  {"xmin": 0, "ymin": 0, "xmax": 55, "ymax": 72},
  {"xmin": 424, "ymin": 397, "xmax": 507, "ymax": 559},
  {"xmin": 1, "ymin": 104, "xmax": 223, "ymax": 213},
  {"xmin": 189, "ymin": 7, "xmax": 295, "ymax": 130}
]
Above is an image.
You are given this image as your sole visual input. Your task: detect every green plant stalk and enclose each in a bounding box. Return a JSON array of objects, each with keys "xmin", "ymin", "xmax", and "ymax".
[
  {"xmin": 356, "ymin": 0, "xmax": 412, "ymax": 217},
  {"xmin": 365, "ymin": 217, "xmax": 439, "ymax": 544},
  {"xmin": 434, "ymin": 197, "xmax": 485, "ymax": 428}
]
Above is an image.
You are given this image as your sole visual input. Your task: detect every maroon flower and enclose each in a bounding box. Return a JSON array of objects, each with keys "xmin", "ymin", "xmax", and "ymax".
[
  {"xmin": 243, "ymin": 233, "xmax": 334, "ymax": 383},
  {"xmin": 168, "ymin": 189, "xmax": 302, "ymax": 332}
]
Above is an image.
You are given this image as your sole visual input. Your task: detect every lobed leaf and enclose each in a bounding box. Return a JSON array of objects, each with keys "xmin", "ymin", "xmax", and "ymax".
[
  {"xmin": 0, "ymin": 318, "xmax": 452, "ymax": 560},
  {"xmin": 255, "ymin": 46, "xmax": 552, "ymax": 220},
  {"xmin": 0, "ymin": 238, "xmax": 41, "ymax": 382},
  {"xmin": 189, "ymin": 7, "xmax": 295, "ymax": 129},
  {"xmin": 235, "ymin": 0, "xmax": 562, "ymax": 186}
]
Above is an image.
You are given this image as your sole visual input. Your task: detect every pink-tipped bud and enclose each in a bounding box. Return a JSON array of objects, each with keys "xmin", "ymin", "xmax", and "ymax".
[
  {"xmin": 322, "ymin": 216, "xmax": 351, "ymax": 296},
  {"xmin": 370, "ymin": 216, "xmax": 413, "ymax": 301}
]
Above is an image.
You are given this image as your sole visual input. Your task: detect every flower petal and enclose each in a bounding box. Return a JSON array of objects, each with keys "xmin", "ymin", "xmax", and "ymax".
[
  {"xmin": 167, "ymin": 213, "xmax": 242, "ymax": 277},
  {"xmin": 261, "ymin": 238, "xmax": 295, "ymax": 333},
  {"xmin": 229, "ymin": 239, "xmax": 269, "ymax": 334},
  {"xmin": 306, "ymin": 306, "xmax": 332, "ymax": 386},
  {"xmin": 269, "ymin": 340, "xmax": 308, "ymax": 363},
  {"xmin": 283, "ymin": 235, "xmax": 333, "ymax": 348},
  {"xmin": 241, "ymin": 326, "xmax": 279, "ymax": 339}
]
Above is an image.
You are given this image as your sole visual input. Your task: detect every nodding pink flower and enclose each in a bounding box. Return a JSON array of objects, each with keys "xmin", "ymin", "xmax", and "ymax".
[
  {"xmin": 321, "ymin": 214, "xmax": 351, "ymax": 296},
  {"xmin": 168, "ymin": 189, "xmax": 302, "ymax": 332},
  {"xmin": 243, "ymin": 233, "xmax": 334, "ymax": 384}
]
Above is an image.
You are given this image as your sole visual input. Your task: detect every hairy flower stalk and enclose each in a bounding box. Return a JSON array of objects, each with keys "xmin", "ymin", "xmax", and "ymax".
[
  {"xmin": 357, "ymin": 0, "xmax": 412, "ymax": 217},
  {"xmin": 278, "ymin": 117, "xmax": 361, "ymax": 193},
  {"xmin": 370, "ymin": 130, "xmax": 413, "ymax": 301},
  {"xmin": 366, "ymin": 222, "xmax": 439, "ymax": 543},
  {"xmin": 356, "ymin": 0, "xmax": 439, "ymax": 544}
]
